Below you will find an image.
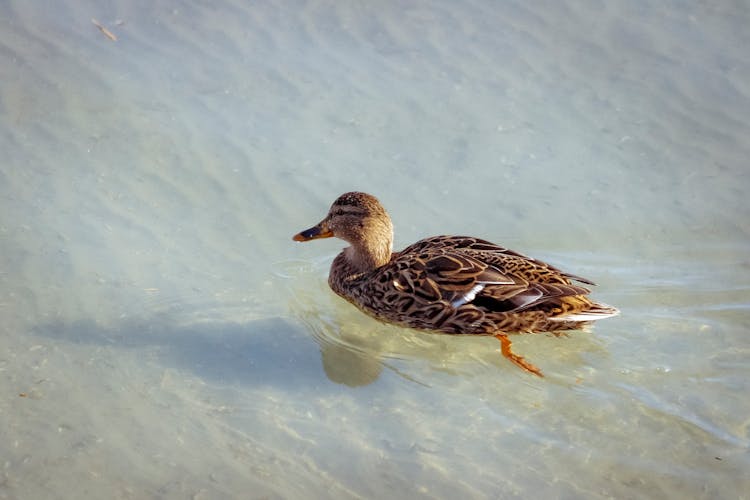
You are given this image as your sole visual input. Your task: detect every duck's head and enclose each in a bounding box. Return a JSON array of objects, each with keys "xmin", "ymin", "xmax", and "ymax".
[{"xmin": 293, "ymin": 192, "xmax": 394, "ymax": 270}]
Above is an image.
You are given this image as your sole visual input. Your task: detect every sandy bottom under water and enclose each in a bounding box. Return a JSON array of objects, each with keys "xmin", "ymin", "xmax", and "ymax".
[{"xmin": 1, "ymin": 0, "xmax": 749, "ymax": 498}]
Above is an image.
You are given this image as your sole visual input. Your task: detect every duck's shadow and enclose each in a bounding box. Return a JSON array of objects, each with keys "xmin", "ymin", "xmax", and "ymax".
[{"xmin": 30, "ymin": 309, "xmax": 372, "ymax": 389}]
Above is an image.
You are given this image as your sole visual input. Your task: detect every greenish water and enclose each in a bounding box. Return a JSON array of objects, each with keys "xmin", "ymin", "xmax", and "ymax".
[{"xmin": 1, "ymin": 1, "xmax": 748, "ymax": 498}]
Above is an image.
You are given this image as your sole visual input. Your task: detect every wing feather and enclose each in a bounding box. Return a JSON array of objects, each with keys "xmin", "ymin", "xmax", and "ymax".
[{"xmin": 387, "ymin": 236, "xmax": 595, "ymax": 313}]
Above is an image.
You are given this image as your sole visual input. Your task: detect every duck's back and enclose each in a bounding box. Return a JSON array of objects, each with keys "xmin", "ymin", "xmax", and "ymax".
[{"xmin": 334, "ymin": 235, "xmax": 618, "ymax": 335}]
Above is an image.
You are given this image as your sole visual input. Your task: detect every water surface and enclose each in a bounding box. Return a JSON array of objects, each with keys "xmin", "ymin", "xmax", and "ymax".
[{"xmin": 1, "ymin": 1, "xmax": 749, "ymax": 498}]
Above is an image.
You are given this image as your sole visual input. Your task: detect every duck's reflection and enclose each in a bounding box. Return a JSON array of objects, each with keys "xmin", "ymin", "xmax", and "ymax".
[
  {"xmin": 303, "ymin": 306, "xmax": 486, "ymax": 388},
  {"xmin": 319, "ymin": 340, "xmax": 383, "ymax": 387}
]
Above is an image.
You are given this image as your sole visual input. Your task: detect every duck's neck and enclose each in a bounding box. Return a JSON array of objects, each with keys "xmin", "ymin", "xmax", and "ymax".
[
  {"xmin": 328, "ymin": 217, "xmax": 394, "ymax": 296},
  {"xmin": 343, "ymin": 237, "xmax": 393, "ymax": 273},
  {"xmin": 336, "ymin": 217, "xmax": 394, "ymax": 274},
  {"xmin": 329, "ymin": 240, "xmax": 392, "ymax": 296}
]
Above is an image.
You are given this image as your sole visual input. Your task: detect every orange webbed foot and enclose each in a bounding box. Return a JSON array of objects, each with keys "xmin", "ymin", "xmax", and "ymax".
[{"xmin": 494, "ymin": 334, "xmax": 544, "ymax": 377}]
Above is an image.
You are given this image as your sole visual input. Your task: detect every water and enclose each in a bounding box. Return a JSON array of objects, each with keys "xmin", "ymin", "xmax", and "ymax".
[{"xmin": 1, "ymin": 0, "xmax": 749, "ymax": 498}]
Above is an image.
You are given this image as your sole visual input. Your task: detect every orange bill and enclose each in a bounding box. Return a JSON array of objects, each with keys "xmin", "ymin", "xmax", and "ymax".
[{"xmin": 293, "ymin": 225, "xmax": 333, "ymax": 242}]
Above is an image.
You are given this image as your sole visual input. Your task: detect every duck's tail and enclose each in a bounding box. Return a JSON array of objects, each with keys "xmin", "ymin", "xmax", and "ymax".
[{"xmin": 549, "ymin": 302, "xmax": 619, "ymax": 322}]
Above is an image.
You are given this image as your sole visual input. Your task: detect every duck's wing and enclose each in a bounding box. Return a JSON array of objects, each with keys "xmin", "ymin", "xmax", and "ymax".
[
  {"xmin": 407, "ymin": 236, "xmax": 597, "ymax": 285},
  {"xmin": 388, "ymin": 236, "xmax": 593, "ymax": 312}
]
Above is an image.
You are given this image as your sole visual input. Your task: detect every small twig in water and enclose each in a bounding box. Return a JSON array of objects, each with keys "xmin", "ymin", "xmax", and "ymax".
[{"xmin": 91, "ymin": 18, "xmax": 117, "ymax": 41}]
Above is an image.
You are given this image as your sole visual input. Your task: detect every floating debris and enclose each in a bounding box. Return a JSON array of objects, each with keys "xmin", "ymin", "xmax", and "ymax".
[{"xmin": 91, "ymin": 18, "xmax": 117, "ymax": 41}]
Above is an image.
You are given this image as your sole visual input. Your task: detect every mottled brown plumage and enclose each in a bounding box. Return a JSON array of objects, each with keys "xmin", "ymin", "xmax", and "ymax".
[{"xmin": 293, "ymin": 192, "xmax": 618, "ymax": 376}]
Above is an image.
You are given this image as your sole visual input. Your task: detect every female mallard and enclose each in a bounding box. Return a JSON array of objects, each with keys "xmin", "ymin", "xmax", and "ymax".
[{"xmin": 293, "ymin": 192, "xmax": 618, "ymax": 376}]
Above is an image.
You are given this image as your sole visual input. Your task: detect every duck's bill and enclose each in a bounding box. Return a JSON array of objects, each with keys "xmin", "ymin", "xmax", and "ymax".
[{"xmin": 293, "ymin": 225, "xmax": 333, "ymax": 241}]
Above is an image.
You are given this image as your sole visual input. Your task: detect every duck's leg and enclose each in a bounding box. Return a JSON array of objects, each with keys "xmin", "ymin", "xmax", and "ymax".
[{"xmin": 494, "ymin": 334, "xmax": 543, "ymax": 377}]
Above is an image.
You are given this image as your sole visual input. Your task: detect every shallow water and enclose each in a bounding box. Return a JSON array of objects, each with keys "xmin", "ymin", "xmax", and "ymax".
[{"xmin": 1, "ymin": 0, "xmax": 749, "ymax": 498}]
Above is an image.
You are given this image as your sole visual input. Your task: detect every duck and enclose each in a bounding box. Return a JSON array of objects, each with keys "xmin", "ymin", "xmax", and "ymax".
[{"xmin": 293, "ymin": 192, "xmax": 618, "ymax": 376}]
